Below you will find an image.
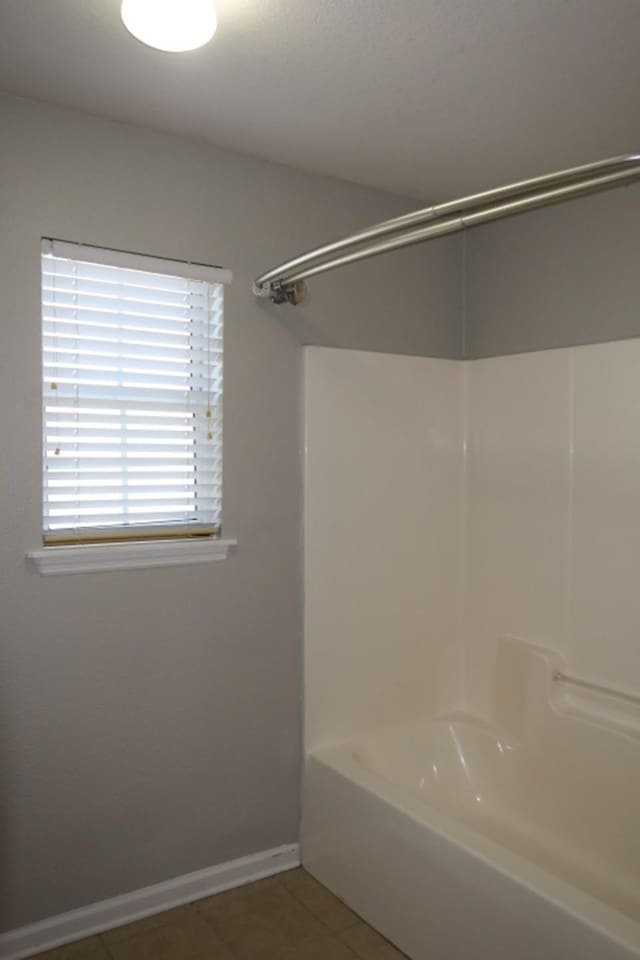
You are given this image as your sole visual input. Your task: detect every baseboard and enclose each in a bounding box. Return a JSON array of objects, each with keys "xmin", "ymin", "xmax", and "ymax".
[{"xmin": 0, "ymin": 843, "xmax": 300, "ymax": 960}]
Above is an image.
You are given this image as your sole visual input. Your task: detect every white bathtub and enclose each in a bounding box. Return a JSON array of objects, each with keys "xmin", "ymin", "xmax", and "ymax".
[{"xmin": 301, "ymin": 640, "xmax": 640, "ymax": 959}]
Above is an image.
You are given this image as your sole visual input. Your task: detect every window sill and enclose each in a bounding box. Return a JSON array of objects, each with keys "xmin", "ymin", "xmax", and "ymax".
[{"xmin": 27, "ymin": 537, "xmax": 237, "ymax": 576}]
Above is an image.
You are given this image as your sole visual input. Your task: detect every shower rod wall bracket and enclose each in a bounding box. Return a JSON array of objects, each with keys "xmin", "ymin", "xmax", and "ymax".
[
  {"xmin": 253, "ymin": 278, "xmax": 307, "ymax": 305},
  {"xmin": 252, "ymin": 154, "xmax": 640, "ymax": 304}
]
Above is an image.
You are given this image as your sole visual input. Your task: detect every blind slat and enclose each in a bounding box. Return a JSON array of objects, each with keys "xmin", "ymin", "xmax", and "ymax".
[
  {"xmin": 43, "ymin": 385, "xmax": 221, "ymax": 405},
  {"xmin": 43, "ymin": 314, "xmax": 214, "ymax": 339},
  {"xmin": 43, "ymin": 278, "xmax": 212, "ymax": 306},
  {"xmin": 43, "ymin": 326, "xmax": 218, "ymax": 353},
  {"xmin": 46, "ymin": 488, "xmax": 205, "ymax": 496},
  {"xmin": 43, "ymin": 302, "xmax": 212, "ymax": 328},
  {"xmin": 43, "ymin": 348, "xmax": 207, "ymax": 368}
]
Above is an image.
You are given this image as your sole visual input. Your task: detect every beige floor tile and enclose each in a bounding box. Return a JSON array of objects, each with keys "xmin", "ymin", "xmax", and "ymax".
[
  {"xmin": 193, "ymin": 876, "xmax": 280, "ymax": 917},
  {"xmin": 196, "ymin": 883, "xmax": 292, "ymax": 926},
  {"xmin": 104, "ymin": 914, "xmax": 232, "ymax": 960},
  {"xmin": 339, "ymin": 922, "xmax": 407, "ymax": 960},
  {"xmin": 279, "ymin": 869, "xmax": 359, "ymax": 933},
  {"xmin": 28, "ymin": 937, "xmax": 109, "ymax": 960},
  {"xmin": 101, "ymin": 905, "xmax": 194, "ymax": 945},
  {"xmin": 203, "ymin": 883, "xmax": 324, "ymax": 959},
  {"xmin": 273, "ymin": 932, "xmax": 359, "ymax": 960}
]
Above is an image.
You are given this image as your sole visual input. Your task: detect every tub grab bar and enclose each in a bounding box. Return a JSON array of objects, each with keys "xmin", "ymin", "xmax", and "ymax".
[{"xmin": 552, "ymin": 671, "xmax": 640, "ymax": 707}]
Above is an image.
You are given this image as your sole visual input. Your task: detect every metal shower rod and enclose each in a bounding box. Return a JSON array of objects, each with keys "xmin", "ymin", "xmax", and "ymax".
[{"xmin": 253, "ymin": 154, "xmax": 640, "ymax": 305}]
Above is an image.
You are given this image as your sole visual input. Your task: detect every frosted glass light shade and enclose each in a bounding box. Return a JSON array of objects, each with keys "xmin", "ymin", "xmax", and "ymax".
[{"xmin": 121, "ymin": 0, "xmax": 217, "ymax": 53}]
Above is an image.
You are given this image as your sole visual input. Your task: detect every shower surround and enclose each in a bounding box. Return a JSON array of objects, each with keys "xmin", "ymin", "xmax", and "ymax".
[{"xmin": 302, "ymin": 343, "xmax": 640, "ymax": 959}]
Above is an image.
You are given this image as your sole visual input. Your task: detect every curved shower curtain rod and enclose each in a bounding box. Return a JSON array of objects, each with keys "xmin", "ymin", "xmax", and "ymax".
[{"xmin": 253, "ymin": 154, "xmax": 640, "ymax": 305}]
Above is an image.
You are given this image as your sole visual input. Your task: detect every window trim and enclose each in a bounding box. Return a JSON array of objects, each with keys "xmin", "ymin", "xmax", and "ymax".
[
  {"xmin": 28, "ymin": 536, "xmax": 237, "ymax": 576},
  {"xmin": 40, "ymin": 238, "xmax": 230, "ymax": 547}
]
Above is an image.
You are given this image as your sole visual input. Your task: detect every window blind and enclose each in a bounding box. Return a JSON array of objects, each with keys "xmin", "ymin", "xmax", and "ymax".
[{"xmin": 41, "ymin": 240, "xmax": 229, "ymax": 545}]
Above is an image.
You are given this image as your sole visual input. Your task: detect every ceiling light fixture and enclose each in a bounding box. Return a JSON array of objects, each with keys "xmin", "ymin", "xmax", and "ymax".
[{"xmin": 121, "ymin": 0, "xmax": 217, "ymax": 53}]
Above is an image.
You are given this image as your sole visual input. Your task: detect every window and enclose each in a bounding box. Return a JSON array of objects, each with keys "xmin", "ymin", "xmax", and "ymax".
[{"xmin": 40, "ymin": 239, "xmax": 230, "ymax": 547}]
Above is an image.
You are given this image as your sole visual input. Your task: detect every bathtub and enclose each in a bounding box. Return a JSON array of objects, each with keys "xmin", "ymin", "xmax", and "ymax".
[{"xmin": 301, "ymin": 639, "xmax": 640, "ymax": 959}]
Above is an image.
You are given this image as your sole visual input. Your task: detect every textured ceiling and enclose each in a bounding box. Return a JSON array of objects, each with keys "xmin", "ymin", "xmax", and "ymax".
[{"xmin": 0, "ymin": 0, "xmax": 639, "ymax": 200}]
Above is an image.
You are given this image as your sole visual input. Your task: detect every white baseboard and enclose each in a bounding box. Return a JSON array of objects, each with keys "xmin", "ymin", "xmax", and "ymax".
[{"xmin": 0, "ymin": 843, "xmax": 300, "ymax": 960}]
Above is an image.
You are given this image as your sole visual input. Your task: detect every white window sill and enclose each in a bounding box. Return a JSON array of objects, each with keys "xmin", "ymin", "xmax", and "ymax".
[{"xmin": 27, "ymin": 537, "xmax": 237, "ymax": 576}]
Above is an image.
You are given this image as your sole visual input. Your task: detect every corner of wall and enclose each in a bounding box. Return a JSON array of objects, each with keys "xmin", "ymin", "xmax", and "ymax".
[
  {"xmin": 456, "ymin": 358, "xmax": 471, "ymax": 712},
  {"xmin": 460, "ymin": 231, "xmax": 468, "ymax": 361}
]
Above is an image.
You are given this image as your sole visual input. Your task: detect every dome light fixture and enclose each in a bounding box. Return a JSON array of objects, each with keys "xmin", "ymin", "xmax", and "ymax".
[{"xmin": 121, "ymin": 0, "xmax": 217, "ymax": 53}]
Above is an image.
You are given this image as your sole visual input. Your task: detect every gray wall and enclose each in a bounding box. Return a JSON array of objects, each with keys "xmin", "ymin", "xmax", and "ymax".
[
  {"xmin": 464, "ymin": 184, "xmax": 640, "ymax": 358},
  {"xmin": 0, "ymin": 93, "xmax": 461, "ymax": 932}
]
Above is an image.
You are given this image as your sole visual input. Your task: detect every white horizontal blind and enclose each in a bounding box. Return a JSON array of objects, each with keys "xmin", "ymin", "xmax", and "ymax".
[{"xmin": 41, "ymin": 240, "xmax": 227, "ymax": 544}]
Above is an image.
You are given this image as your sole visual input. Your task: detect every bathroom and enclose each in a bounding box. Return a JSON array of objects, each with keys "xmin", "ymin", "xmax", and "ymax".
[{"xmin": 0, "ymin": 3, "xmax": 639, "ymax": 959}]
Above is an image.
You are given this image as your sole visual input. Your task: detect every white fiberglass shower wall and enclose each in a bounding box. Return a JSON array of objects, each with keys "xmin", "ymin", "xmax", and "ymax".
[
  {"xmin": 304, "ymin": 347, "xmax": 466, "ymax": 747},
  {"xmin": 302, "ymin": 342, "xmax": 640, "ymax": 960},
  {"xmin": 465, "ymin": 341, "xmax": 640, "ymax": 718},
  {"xmin": 306, "ymin": 341, "xmax": 640, "ymax": 733}
]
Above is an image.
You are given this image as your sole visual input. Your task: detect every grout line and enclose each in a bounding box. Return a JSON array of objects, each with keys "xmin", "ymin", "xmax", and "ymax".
[
  {"xmin": 276, "ymin": 870, "xmax": 360, "ymax": 932},
  {"xmin": 91, "ymin": 870, "xmax": 398, "ymax": 960},
  {"xmin": 99, "ymin": 938, "xmax": 116, "ymax": 960},
  {"xmin": 278, "ymin": 871, "xmax": 403, "ymax": 954},
  {"xmin": 96, "ymin": 901, "xmax": 197, "ymax": 952}
]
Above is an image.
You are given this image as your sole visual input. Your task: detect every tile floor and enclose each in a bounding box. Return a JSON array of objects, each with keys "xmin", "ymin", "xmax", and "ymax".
[{"xmin": 30, "ymin": 869, "xmax": 407, "ymax": 960}]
